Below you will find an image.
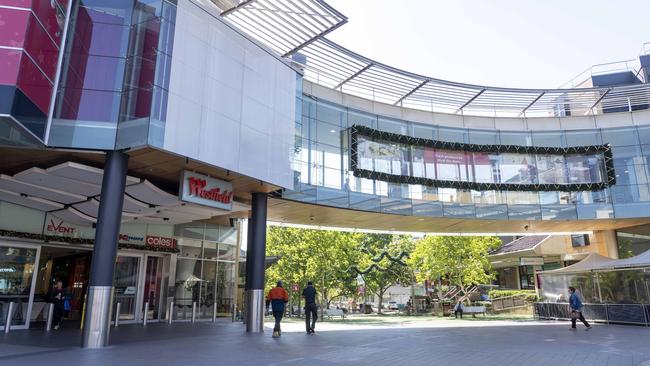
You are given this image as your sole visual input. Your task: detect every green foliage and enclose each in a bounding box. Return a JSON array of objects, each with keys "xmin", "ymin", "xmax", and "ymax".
[
  {"xmin": 357, "ymin": 234, "xmax": 415, "ymax": 312},
  {"xmin": 265, "ymin": 227, "xmax": 361, "ymax": 306},
  {"xmin": 408, "ymin": 235, "xmax": 500, "ymax": 297},
  {"xmin": 488, "ymin": 289, "xmax": 538, "ymax": 302}
]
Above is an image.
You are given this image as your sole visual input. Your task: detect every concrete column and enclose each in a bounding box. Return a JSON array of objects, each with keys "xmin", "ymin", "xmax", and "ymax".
[
  {"xmin": 245, "ymin": 193, "xmax": 267, "ymax": 333},
  {"xmin": 594, "ymin": 230, "xmax": 619, "ymax": 259},
  {"xmin": 81, "ymin": 151, "xmax": 128, "ymax": 348}
]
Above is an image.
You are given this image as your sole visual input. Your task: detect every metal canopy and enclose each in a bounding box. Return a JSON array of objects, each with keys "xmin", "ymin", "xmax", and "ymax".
[
  {"xmin": 221, "ymin": 0, "xmax": 347, "ymax": 57},
  {"xmin": 220, "ymin": 1, "xmax": 650, "ymax": 118}
]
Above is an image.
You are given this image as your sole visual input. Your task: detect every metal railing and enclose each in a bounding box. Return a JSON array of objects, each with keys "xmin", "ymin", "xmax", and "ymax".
[{"xmin": 535, "ymin": 302, "xmax": 650, "ymax": 326}]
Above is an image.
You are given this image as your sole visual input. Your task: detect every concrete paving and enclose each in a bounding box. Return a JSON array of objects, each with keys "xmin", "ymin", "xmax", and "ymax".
[{"xmin": 0, "ymin": 317, "xmax": 649, "ymax": 366}]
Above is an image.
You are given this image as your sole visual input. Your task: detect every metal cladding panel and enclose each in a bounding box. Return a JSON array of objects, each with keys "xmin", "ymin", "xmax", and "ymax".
[{"xmin": 162, "ymin": 0, "xmax": 297, "ymax": 189}]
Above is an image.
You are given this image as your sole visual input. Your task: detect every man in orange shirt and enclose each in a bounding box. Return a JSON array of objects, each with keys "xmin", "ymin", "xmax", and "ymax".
[{"xmin": 267, "ymin": 281, "xmax": 289, "ymax": 337}]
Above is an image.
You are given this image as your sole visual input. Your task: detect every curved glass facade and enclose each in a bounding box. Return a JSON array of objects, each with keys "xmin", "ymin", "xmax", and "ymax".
[{"xmin": 283, "ymin": 95, "xmax": 650, "ymax": 221}]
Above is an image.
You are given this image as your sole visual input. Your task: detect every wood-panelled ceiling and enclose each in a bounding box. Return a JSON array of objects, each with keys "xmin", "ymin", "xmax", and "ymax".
[{"xmin": 267, "ymin": 198, "xmax": 650, "ymax": 234}]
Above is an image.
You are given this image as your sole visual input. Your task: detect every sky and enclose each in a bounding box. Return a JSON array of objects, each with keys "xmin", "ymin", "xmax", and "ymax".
[{"xmin": 325, "ymin": 0, "xmax": 650, "ymax": 89}]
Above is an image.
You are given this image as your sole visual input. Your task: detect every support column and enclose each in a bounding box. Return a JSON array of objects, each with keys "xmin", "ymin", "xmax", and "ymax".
[
  {"xmin": 594, "ymin": 230, "xmax": 619, "ymax": 259},
  {"xmin": 245, "ymin": 193, "xmax": 267, "ymax": 333},
  {"xmin": 81, "ymin": 151, "xmax": 128, "ymax": 348}
]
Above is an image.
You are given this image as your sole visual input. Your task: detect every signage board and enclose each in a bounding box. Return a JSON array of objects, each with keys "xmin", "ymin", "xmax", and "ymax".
[
  {"xmin": 145, "ymin": 235, "xmax": 177, "ymax": 250},
  {"xmin": 520, "ymin": 257, "xmax": 544, "ymax": 266},
  {"xmin": 179, "ymin": 171, "xmax": 233, "ymax": 210}
]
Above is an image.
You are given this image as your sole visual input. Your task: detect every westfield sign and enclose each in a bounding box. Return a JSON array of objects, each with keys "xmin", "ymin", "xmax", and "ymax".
[{"xmin": 179, "ymin": 171, "xmax": 233, "ymax": 210}]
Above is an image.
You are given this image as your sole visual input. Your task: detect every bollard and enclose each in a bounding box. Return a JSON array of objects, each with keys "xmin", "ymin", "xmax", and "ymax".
[
  {"xmin": 4, "ymin": 302, "xmax": 15, "ymax": 333},
  {"xmin": 45, "ymin": 303, "xmax": 54, "ymax": 331},
  {"xmin": 114, "ymin": 302, "xmax": 121, "ymax": 327},
  {"xmin": 212, "ymin": 303, "xmax": 217, "ymax": 323},
  {"xmin": 191, "ymin": 302, "xmax": 197, "ymax": 323},
  {"xmin": 143, "ymin": 302, "xmax": 149, "ymax": 326},
  {"xmin": 231, "ymin": 303, "xmax": 236, "ymax": 322},
  {"xmin": 168, "ymin": 301, "xmax": 174, "ymax": 324}
]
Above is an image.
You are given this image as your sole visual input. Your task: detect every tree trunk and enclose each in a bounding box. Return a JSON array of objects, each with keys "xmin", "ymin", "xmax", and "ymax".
[{"xmin": 377, "ymin": 288, "xmax": 387, "ymax": 314}]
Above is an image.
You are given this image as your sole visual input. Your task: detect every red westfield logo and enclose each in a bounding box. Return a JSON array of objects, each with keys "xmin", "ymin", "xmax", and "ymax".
[
  {"xmin": 188, "ymin": 177, "xmax": 233, "ymax": 204},
  {"xmin": 46, "ymin": 219, "xmax": 76, "ymax": 234}
]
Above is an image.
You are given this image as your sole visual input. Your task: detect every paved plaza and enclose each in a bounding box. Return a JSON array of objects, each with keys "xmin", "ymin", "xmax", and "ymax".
[{"xmin": 0, "ymin": 317, "xmax": 649, "ymax": 366}]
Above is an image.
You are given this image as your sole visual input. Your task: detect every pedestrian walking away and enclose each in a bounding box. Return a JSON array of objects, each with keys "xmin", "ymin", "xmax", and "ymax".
[
  {"xmin": 302, "ymin": 281, "xmax": 318, "ymax": 334},
  {"xmin": 267, "ymin": 281, "xmax": 289, "ymax": 338},
  {"xmin": 47, "ymin": 280, "xmax": 65, "ymax": 330},
  {"xmin": 568, "ymin": 287, "xmax": 591, "ymax": 331}
]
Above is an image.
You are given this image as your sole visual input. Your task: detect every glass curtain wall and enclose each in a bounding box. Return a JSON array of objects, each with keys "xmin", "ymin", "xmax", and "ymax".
[
  {"xmin": 0, "ymin": 245, "xmax": 37, "ymax": 327},
  {"xmin": 173, "ymin": 224, "xmax": 238, "ymax": 320},
  {"xmin": 49, "ymin": 0, "xmax": 177, "ymax": 150},
  {"xmin": 287, "ymin": 95, "xmax": 650, "ymax": 221}
]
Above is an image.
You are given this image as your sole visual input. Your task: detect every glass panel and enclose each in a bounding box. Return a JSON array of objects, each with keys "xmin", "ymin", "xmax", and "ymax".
[
  {"xmin": 113, "ymin": 255, "xmax": 140, "ymax": 321},
  {"xmin": 0, "ymin": 246, "xmax": 36, "ymax": 327},
  {"xmin": 143, "ymin": 256, "xmax": 163, "ymax": 320},
  {"xmin": 218, "ymin": 243, "xmax": 237, "ymax": 262},
  {"xmin": 216, "ymin": 262, "xmax": 236, "ymax": 317},
  {"xmin": 601, "ymin": 127, "xmax": 638, "ymax": 147},
  {"xmin": 498, "ymin": 153, "xmax": 537, "ymax": 184},
  {"xmin": 173, "ymin": 258, "xmax": 201, "ymax": 320},
  {"xmin": 177, "ymin": 238, "xmax": 202, "ymax": 258},
  {"xmin": 565, "ymin": 130, "xmax": 602, "ymax": 146},
  {"xmin": 536, "ymin": 155, "xmax": 566, "ymax": 184},
  {"xmin": 199, "ymin": 261, "xmax": 216, "ymax": 319}
]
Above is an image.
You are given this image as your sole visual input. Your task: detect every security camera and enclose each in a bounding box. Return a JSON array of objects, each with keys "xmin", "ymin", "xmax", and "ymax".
[{"xmin": 523, "ymin": 224, "xmax": 529, "ymax": 231}]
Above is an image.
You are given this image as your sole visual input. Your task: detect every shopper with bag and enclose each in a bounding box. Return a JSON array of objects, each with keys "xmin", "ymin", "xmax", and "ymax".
[
  {"xmin": 568, "ymin": 287, "xmax": 591, "ymax": 331},
  {"xmin": 48, "ymin": 281, "xmax": 65, "ymax": 330}
]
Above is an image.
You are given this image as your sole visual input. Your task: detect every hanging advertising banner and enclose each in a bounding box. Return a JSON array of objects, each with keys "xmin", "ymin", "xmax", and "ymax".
[{"xmin": 179, "ymin": 171, "xmax": 233, "ymax": 210}]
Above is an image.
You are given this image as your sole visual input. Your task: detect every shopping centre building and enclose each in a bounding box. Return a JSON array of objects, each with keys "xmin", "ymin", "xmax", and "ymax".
[{"xmin": 1, "ymin": 0, "xmax": 650, "ymax": 347}]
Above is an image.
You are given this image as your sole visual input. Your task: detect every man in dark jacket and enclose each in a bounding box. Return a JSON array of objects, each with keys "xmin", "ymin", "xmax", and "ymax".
[
  {"xmin": 302, "ymin": 281, "xmax": 318, "ymax": 334},
  {"xmin": 267, "ymin": 281, "xmax": 289, "ymax": 337},
  {"xmin": 48, "ymin": 281, "xmax": 65, "ymax": 330},
  {"xmin": 569, "ymin": 287, "xmax": 591, "ymax": 330}
]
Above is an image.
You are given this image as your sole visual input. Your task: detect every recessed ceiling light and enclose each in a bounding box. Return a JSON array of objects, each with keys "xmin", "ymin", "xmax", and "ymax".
[
  {"xmin": 330, "ymin": 129, "xmax": 336, "ymax": 133},
  {"xmin": 417, "ymin": 218, "xmax": 425, "ymax": 221}
]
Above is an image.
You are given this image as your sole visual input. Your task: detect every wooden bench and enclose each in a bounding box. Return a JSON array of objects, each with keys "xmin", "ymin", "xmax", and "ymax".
[{"xmin": 324, "ymin": 308, "xmax": 346, "ymax": 319}]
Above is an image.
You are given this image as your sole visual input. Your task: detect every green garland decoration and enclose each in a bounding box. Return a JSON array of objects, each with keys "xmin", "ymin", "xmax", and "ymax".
[{"xmin": 349, "ymin": 125, "xmax": 616, "ymax": 192}]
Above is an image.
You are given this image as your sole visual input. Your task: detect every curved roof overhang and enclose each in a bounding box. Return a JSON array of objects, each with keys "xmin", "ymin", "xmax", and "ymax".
[{"xmin": 220, "ymin": 0, "xmax": 650, "ymax": 118}]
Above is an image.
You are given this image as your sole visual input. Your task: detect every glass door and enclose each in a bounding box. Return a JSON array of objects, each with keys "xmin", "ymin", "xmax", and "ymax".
[
  {"xmin": 0, "ymin": 243, "xmax": 40, "ymax": 330},
  {"xmin": 143, "ymin": 255, "xmax": 164, "ymax": 321},
  {"xmin": 113, "ymin": 255, "xmax": 141, "ymax": 322}
]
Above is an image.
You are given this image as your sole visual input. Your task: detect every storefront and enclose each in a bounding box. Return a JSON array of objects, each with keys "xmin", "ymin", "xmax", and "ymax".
[{"xmin": 0, "ymin": 200, "xmax": 242, "ymax": 330}]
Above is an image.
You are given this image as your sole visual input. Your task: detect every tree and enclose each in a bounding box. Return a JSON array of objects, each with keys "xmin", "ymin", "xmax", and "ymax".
[
  {"xmin": 408, "ymin": 235, "xmax": 500, "ymax": 303},
  {"xmin": 265, "ymin": 227, "xmax": 361, "ymax": 311},
  {"xmin": 355, "ymin": 234, "xmax": 415, "ymax": 313}
]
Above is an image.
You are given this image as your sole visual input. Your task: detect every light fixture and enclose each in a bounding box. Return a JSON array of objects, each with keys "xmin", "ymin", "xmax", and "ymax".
[{"xmin": 330, "ymin": 129, "xmax": 336, "ymax": 133}]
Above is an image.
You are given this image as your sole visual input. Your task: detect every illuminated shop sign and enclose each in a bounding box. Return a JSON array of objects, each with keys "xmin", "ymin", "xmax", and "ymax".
[
  {"xmin": 349, "ymin": 125, "xmax": 615, "ymax": 192},
  {"xmin": 179, "ymin": 171, "xmax": 233, "ymax": 210},
  {"xmin": 145, "ymin": 235, "xmax": 177, "ymax": 250}
]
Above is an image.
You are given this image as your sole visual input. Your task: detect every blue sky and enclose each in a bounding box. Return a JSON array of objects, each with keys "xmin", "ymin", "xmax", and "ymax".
[{"xmin": 326, "ymin": 0, "xmax": 650, "ymax": 89}]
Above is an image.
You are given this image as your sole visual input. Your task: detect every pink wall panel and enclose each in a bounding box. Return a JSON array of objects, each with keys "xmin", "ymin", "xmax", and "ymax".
[
  {"xmin": 16, "ymin": 53, "xmax": 52, "ymax": 112},
  {"xmin": 0, "ymin": 48, "xmax": 21, "ymax": 85},
  {"xmin": 23, "ymin": 12, "xmax": 59, "ymax": 80},
  {"xmin": 0, "ymin": 7, "xmax": 30, "ymax": 47}
]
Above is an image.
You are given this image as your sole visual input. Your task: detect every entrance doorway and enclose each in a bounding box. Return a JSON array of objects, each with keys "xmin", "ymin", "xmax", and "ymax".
[
  {"xmin": 113, "ymin": 252, "xmax": 170, "ymax": 324},
  {"xmin": 33, "ymin": 246, "xmax": 91, "ymax": 328}
]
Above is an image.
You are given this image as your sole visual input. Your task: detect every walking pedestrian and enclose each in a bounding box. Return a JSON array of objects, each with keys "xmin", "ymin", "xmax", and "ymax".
[
  {"xmin": 568, "ymin": 287, "xmax": 591, "ymax": 331},
  {"xmin": 267, "ymin": 281, "xmax": 289, "ymax": 338},
  {"xmin": 48, "ymin": 281, "xmax": 65, "ymax": 330},
  {"xmin": 302, "ymin": 281, "xmax": 318, "ymax": 334}
]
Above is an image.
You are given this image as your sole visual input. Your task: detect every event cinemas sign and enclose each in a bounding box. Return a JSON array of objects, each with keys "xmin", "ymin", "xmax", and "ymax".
[{"xmin": 179, "ymin": 171, "xmax": 233, "ymax": 210}]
